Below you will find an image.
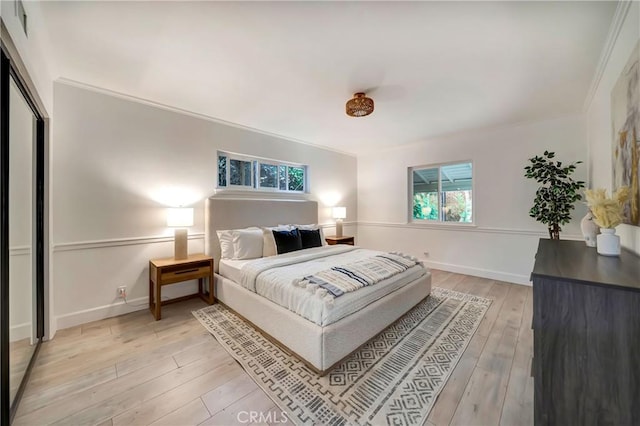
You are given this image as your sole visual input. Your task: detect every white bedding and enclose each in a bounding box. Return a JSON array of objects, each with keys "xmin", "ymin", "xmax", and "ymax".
[
  {"xmin": 237, "ymin": 246, "xmax": 427, "ymax": 326},
  {"xmin": 219, "ymin": 258, "xmax": 252, "ymax": 284}
]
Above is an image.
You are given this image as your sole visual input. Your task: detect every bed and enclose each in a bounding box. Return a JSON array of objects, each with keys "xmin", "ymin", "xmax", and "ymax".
[{"xmin": 204, "ymin": 197, "xmax": 431, "ymax": 375}]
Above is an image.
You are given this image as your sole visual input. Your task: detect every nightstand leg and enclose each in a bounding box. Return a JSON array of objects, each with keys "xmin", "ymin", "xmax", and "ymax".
[
  {"xmin": 155, "ymin": 283, "xmax": 161, "ymax": 320},
  {"xmin": 148, "ymin": 279, "xmax": 153, "ymax": 312},
  {"xmin": 198, "ymin": 276, "xmax": 215, "ymax": 305},
  {"xmin": 210, "ymin": 273, "xmax": 215, "ymax": 304}
]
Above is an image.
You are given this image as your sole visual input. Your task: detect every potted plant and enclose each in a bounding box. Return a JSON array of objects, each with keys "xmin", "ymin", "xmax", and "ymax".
[{"xmin": 524, "ymin": 151, "xmax": 585, "ymax": 239}]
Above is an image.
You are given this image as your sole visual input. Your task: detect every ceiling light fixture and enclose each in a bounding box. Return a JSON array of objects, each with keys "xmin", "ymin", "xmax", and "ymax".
[{"xmin": 345, "ymin": 92, "xmax": 374, "ymax": 117}]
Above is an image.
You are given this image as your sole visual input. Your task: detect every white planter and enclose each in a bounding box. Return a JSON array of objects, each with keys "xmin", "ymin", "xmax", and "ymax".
[{"xmin": 596, "ymin": 228, "xmax": 620, "ymax": 256}]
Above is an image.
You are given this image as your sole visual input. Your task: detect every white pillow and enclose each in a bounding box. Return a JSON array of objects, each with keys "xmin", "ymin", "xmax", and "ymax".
[
  {"xmin": 217, "ymin": 230, "xmax": 234, "ymax": 259},
  {"xmin": 292, "ymin": 224, "xmax": 327, "ymax": 246},
  {"xmin": 263, "ymin": 225, "xmax": 291, "ymax": 257},
  {"xmin": 232, "ymin": 228, "xmax": 264, "ymax": 260}
]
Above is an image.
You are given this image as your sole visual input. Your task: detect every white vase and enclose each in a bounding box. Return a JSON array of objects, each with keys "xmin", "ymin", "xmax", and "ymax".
[
  {"xmin": 580, "ymin": 212, "xmax": 599, "ymax": 247},
  {"xmin": 596, "ymin": 228, "xmax": 620, "ymax": 256}
]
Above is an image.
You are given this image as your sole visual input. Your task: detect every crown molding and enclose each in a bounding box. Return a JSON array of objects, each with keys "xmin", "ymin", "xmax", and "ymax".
[
  {"xmin": 583, "ymin": 0, "xmax": 633, "ymax": 111},
  {"xmin": 55, "ymin": 78, "xmax": 357, "ymax": 158}
]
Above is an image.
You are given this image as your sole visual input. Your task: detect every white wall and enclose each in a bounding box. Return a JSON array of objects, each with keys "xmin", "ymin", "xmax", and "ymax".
[
  {"xmin": 357, "ymin": 115, "xmax": 587, "ymax": 284},
  {"xmin": 587, "ymin": 1, "xmax": 640, "ymax": 255},
  {"xmin": 52, "ymin": 81, "xmax": 357, "ymax": 332}
]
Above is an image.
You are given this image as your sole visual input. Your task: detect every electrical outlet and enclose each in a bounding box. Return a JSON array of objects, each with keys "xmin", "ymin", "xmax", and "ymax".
[{"xmin": 117, "ymin": 286, "xmax": 127, "ymax": 299}]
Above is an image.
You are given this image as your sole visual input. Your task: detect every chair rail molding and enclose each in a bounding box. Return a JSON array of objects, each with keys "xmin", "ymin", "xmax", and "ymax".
[
  {"xmin": 357, "ymin": 220, "xmax": 582, "ymax": 239},
  {"xmin": 53, "ymin": 233, "xmax": 205, "ymax": 252}
]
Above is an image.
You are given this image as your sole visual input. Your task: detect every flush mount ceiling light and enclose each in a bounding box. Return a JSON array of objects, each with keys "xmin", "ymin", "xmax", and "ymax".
[{"xmin": 345, "ymin": 92, "xmax": 374, "ymax": 117}]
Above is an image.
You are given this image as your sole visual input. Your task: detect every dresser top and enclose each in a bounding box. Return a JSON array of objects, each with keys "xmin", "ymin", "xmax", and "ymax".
[{"xmin": 531, "ymin": 239, "xmax": 640, "ymax": 292}]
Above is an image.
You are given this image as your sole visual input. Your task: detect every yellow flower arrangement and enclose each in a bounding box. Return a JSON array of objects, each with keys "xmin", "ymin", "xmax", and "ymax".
[{"xmin": 584, "ymin": 187, "xmax": 630, "ymax": 228}]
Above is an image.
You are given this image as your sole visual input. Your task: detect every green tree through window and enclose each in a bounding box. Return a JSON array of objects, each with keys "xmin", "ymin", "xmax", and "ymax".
[
  {"xmin": 411, "ymin": 162, "xmax": 473, "ymax": 223},
  {"xmin": 218, "ymin": 152, "xmax": 307, "ymax": 193}
]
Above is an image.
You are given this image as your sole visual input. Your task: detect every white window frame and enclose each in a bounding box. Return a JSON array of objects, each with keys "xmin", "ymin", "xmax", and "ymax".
[
  {"xmin": 408, "ymin": 160, "xmax": 475, "ymax": 226},
  {"xmin": 217, "ymin": 151, "xmax": 308, "ymax": 194},
  {"xmin": 256, "ymin": 161, "xmax": 280, "ymax": 191},
  {"xmin": 220, "ymin": 153, "xmax": 255, "ymax": 189}
]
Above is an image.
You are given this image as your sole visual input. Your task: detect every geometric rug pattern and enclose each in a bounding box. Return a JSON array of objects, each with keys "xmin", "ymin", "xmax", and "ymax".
[{"xmin": 193, "ymin": 287, "xmax": 491, "ymax": 426}]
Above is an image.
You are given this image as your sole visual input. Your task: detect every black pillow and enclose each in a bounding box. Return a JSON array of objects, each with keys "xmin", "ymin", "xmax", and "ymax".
[
  {"xmin": 272, "ymin": 228, "xmax": 303, "ymax": 254},
  {"xmin": 300, "ymin": 229, "xmax": 322, "ymax": 249}
]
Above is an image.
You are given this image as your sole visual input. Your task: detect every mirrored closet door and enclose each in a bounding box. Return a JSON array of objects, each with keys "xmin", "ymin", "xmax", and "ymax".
[
  {"xmin": 8, "ymin": 73, "xmax": 36, "ymax": 407},
  {"xmin": 1, "ymin": 47, "xmax": 46, "ymax": 424}
]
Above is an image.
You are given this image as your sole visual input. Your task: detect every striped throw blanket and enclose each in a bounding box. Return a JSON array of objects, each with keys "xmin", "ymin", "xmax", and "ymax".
[{"xmin": 295, "ymin": 252, "xmax": 421, "ymax": 303}]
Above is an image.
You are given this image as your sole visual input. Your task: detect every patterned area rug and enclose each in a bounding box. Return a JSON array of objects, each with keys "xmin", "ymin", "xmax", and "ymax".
[{"xmin": 193, "ymin": 287, "xmax": 491, "ymax": 426}]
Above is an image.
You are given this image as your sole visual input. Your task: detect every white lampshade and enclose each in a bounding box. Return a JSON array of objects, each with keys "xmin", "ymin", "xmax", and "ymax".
[
  {"xmin": 167, "ymin": 208, "xmax": 194, "ymax": 227},
  {"xmin": 332, "ymin": 207, "xmax": 346, "ymax": 220}
]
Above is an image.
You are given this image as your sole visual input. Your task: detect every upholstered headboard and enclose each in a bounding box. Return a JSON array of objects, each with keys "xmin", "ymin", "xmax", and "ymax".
[{"xmin": 205, "ymin": 197, "xmax": 319, "ymax": 271}]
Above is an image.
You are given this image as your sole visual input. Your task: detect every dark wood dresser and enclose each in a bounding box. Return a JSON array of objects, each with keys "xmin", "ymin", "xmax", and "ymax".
[{"xmin": 531, "ymin": 239, "xmax": 640, "ymax": 426}]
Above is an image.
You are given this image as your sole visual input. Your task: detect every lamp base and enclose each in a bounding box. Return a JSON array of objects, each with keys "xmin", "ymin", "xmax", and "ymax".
[
  {"xmin": 174, "ymin": 228, "xmax": 188, "ymax": 260},
  {"xmin": 335, "ymin": 220, "xmax": 343, "ymax": 238}
]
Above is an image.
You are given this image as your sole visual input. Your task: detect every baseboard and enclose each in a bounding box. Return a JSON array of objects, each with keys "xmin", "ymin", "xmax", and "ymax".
[
  {"xmin": 53, "ymin": 247, "xmax": 528, "ymax": 332},
  {"xmin": 48, "ymin": 316, "xmax": 57, "ymax": 341},
  {"xmin": 10, "ymin": 322, "xmax": 31, "ymax": 342},
  {"xmin": 55, "ymin": 296, "xmax": 149, "ymax": 331},
  {"xmin": 423, "ymin": 259, "xmax": 531, "ymax": 286}
]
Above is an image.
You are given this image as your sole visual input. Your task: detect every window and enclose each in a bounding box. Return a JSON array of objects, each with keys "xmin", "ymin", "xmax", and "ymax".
[
  {"xmin": 410, "ymin": 162, "xmax": 473, "ymax": 223},
  {"xmin": 217, "ymin": 152, "xmax": 307, "ymax": 193},
  {"xmin": 230, "ymin": 158, "xmax": 253, "ymax": 187}
]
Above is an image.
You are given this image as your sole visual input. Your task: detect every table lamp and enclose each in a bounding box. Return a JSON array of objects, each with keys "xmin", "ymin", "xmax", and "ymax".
[
  {"xmin": 332, "ymin": 206, "xmax": 346, "ymax": 238},
  {"xmin": 167, "ymin": 207, "xmax": 193, "ymax": 260}
]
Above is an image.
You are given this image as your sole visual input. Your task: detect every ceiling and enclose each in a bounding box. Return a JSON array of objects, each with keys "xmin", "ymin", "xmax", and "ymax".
[{"xmin": 39, "ymin": 1, "xmax": 616, "ymax": 155}]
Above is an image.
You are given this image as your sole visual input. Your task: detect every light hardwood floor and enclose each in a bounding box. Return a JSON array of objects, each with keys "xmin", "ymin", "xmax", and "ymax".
[
  {"xmin": 14, "ymin": 270, "xmax": 533, "ymax": 425},
  {"xmin": 10, "ymin": 337, "xmax": 37, "ymax": 402}
]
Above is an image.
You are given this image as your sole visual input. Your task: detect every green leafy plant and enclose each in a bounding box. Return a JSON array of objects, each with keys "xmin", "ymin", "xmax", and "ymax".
[
  {"xmin": 524, "ymin": 151, "xmax": 585, "ymax": 239},
  {"xmin": 413, "ymin": 193, "xmax": 439, "ymax": 220}
]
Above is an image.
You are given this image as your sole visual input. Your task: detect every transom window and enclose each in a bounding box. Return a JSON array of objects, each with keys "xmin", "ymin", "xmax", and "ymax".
[
  {"xmin": 217, "ymin": 151, "xmax": 307, "ymax": 193},
  {"xmin": 410, "ymin": 161, "xmax": 473, "ymax": 223}
]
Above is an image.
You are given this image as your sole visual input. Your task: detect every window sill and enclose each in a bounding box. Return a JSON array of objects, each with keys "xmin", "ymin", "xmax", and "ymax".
[
  {"xmin": 406, "ymin": 221, "xmax": 477, "ymax": 231},
  {"xmin": 213, "ymin": 188, "xmax": 309, "ymax": 200}
]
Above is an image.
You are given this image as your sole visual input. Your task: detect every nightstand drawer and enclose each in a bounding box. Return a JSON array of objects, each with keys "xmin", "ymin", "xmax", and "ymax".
[
  {"xmin": 325, "ymin": 236, "xmax": 355, "ymax": 245},
  {"xmin": 149, "ymin": 254, "xmax": 214, "ymax": 320},
  {"xmin": 160, "ymin": 264, "xmax": 211, "ymax": 284},
  {"xmin": 328, "ymin": 240, "xmax": 354, "ymax": 245}
]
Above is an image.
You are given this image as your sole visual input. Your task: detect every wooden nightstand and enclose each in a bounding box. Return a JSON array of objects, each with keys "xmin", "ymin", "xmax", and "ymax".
[
  {"xmin": 325, "ymin": 235, "xmax": 355, "ymax": 245},
  {"xmin": 149, "ymin": 253, "xmax": 214, "ymax": 320}
]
